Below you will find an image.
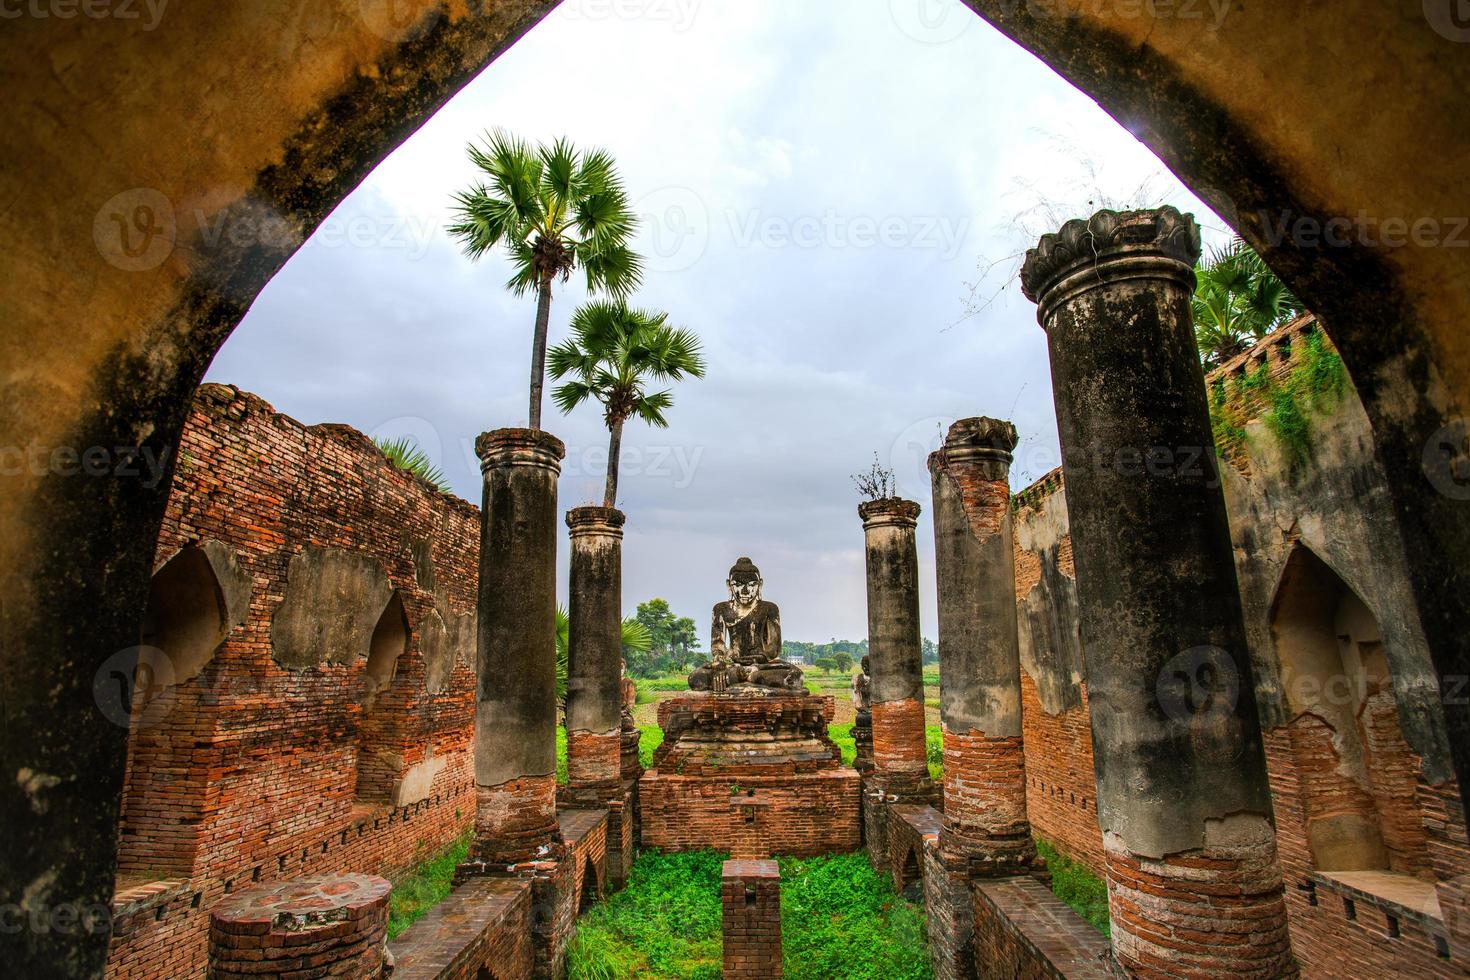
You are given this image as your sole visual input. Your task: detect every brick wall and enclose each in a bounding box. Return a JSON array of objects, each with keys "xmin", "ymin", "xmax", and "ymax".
[
  {"xmin": 108, "ymin": 384, "xmax": 482, "ymax": 978},
  {"xmin": 388, "ymin": 876, "xmax": 534, "ymax": 980},
  {"xmin": 722, "ymin": 859, "xmax": 782, "ymax": 979}
]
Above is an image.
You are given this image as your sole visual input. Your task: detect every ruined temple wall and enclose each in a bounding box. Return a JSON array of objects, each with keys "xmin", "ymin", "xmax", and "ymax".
[
  {"xmin": 108, "ymin": 384, "xmax": 481, "ymax": 978},
  {"xmin": 1012, "ymin": 320, "xmax": 1468, "ymax": 975}
]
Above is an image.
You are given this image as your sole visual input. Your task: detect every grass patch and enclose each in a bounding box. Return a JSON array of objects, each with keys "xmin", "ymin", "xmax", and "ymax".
[
  {"xmin": 827, "ymin": 723, "xmax": 942, "ymax": 780},
  {"xmin": 387, "ymin": 830, "xmax": 472, "ymax": 940},
  {"xmin": 1035, "ymin": 838, "xmax": 1110, "ymax": 936},
  {"xmin": 567, "ymin": 850, "xmax": 931, "ymax": 980}
]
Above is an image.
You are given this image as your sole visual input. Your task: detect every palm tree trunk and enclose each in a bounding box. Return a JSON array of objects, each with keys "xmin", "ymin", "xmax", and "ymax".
[
  {"xmin": 528, "ymin": 277, "xmax": 553, "ymax": 429},
  {"xmin": 604, "ymin": 417, "xmax": 624, "ymax": 508}
]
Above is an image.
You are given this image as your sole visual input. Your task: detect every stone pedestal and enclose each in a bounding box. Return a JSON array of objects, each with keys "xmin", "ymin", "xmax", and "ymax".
[
  {"xmin": 466, "ymin": 429, "xmax": 566, "ymax": 865},
  {"xmin": 639, "ymin": 692, "xmax": 861, "ymax": 857},
  {"xmin": 208, "ymin": 875, "xmax": 389, "ymax": 980},
  {"xmin": 852, "ymin": 708, "xmax": 874, "ymax": 775},
  {"xmin": 1022, "ymin": 207, "xmax": 1295, "ymax": 977},
  {"xmin": 722, "ymin": 859, "xmax": 783, "ymax": 979},
  {"xmin": 929, "ymin": 417, "xmax": 1038, "ymax": 879}
]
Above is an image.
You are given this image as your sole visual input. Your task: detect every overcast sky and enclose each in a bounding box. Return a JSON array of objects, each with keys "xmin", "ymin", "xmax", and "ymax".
[{"xmin": 206, "ymin": 0, "xmax": 1230, "ymax": 643}]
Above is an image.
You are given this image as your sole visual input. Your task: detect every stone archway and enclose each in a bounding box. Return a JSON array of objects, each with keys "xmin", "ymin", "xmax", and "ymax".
[{"xmin": 3, "ymin": 3, "xmax": 1467, "ymax": 975}]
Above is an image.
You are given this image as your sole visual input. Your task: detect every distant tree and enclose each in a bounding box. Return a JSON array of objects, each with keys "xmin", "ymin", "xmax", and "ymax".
[
  {"xmin": 833, "ymin": 652, "xmax": 854, "ymax": 674},
  {"xmin": 920, "ymin": 637, "xmax": 939, "ymax": 666},
  {"xmin": 814, "ymin": 657, "xmax": 838, "ymax": 674}
]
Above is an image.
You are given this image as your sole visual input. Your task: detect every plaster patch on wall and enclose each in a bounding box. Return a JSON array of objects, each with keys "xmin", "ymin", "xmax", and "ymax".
[{"xmin": 271, "ymin": 547, "xmax": 392, "ymax": 669}]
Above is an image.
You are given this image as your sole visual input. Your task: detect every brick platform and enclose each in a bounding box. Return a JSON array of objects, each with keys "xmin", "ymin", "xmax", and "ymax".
[
  {"xmin": 640, "ymin": 692, "xmax": 861, "ymax": 857},
  {"xmin": 974, "ymin": 877, "xmax": 1116, "ymax": 979},
  {"xmin": 388, "ymin": 876, "xmax": 532, "ymax": 980},
  {"xmin": 207, "ymin": 874, "xmax": 390, "ymax": 979},
  {"xmin": 722, "ymin": 859, "xmax": 782, "ymax": 979}
]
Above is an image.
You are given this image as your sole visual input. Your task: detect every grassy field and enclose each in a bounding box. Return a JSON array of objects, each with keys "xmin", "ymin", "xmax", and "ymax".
[{"xmin": 566, "ymin": 850, "xmax": 933, "ymax": 980}]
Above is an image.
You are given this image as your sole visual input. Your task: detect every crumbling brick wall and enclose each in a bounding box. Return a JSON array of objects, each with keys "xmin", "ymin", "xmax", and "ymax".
[{"xmin": 108, "ymin": 384, "xmax": 481, "ymax": 978}]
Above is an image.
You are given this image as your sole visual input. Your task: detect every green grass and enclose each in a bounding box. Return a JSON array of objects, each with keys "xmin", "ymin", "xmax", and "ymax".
[
  {"xmin": 387, "ymin": 830, "xmax": 472, "ymax": 940},
  {"xmin": 567, "ymin": 851, "xmax": 932, "ymax": 980},
  {"xmin": 1035, "ymin": 838, "xmax": 1111, "ymax": 936}
]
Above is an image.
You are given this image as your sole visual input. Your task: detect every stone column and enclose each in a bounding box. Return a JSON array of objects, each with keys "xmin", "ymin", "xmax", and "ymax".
[
  {"xmin": 565, "ymin": 506, "xmax": 626, "ymax": 797},
  {"xmin": 929, "ymin": 417, "xmax": 1037, "ymax": 878},
  {"xmin": 859, "ymin": 499, "xmax": 932, "ymax": 794},
  {"xmin": 468, "ymin": 428, "xmax": 566, "ymax": 868},
  {"xmin": 1021, "ymin": 207, "xmax": 1295, "ymax": 978}
]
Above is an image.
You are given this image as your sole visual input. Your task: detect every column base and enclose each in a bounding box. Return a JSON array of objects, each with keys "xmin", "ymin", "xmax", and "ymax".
[
  {"xmin": 940, "ymin": 729, "xmax": 1039, "ymax": 878},
  {"xmin": 466, "ymin": 773, "xmax": 566, "ymax": 869},
  {"xmin": 1104, "ymin": 821, "xmax": 1297, "ymax": 978}
]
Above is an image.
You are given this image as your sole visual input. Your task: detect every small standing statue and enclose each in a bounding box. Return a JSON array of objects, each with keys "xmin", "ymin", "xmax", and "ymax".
[
  {"xmin": 689, "ymin": 557, "xmax": 804, "ymax": 692},
  {"xmin": 851, "ymin": 654, "xmax": 875, "ymax": 773}
]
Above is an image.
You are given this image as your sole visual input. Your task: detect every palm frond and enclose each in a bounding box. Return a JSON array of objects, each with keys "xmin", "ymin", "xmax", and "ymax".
[{"xmin": 373, "ymin": 436, "xmax": 451, "ymax": 493}]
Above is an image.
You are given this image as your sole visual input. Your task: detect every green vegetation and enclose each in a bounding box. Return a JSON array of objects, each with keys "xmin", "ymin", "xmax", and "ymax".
[
  {"xmin": 566, "ymin": 851, "xmax": 932, "ymax": 980},
  {"xmin": 1035, "ymin": 838, "xmax": 1110, "ymax": 936},
  {"xmin": 1192, "ymin": 238, "xmax": 1301, "ymax": 367},
  {"xmin": 449, "ymin": 132, "xmax": 643, "ymax": 430},
  {"xmin": 1208, "ymin": 325, "xmax": 1350, "ymax": 474},
  {"xmin": 373, "ymin": 436, "xmax": 450, "ymax": 493},
  {"xmin": 627, "ymin": 599, "xmax": 702, "ymax": 677},
  {"xmin": 386, "ymin": 830, "xmax": 472, "ymax": 940},
  {"xmin": 549, "ymin": 300, "xmax": 706, "ymax": 507}
]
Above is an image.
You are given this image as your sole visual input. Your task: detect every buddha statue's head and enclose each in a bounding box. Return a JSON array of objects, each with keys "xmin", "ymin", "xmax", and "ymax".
[{"xmin": 727, "ymin": 557, "xmax": 763, "ymax": 610}]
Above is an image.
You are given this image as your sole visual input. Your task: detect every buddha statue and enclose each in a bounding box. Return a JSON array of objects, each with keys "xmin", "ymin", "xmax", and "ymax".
[{"xmin": 689, "ymin": 558, "xmax": 804, "ymax": 692}]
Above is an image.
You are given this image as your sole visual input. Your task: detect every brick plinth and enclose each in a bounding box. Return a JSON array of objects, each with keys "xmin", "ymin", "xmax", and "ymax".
[
  {"xmin": 1105, "ymin": 827, "xmax": 1296, "ymax": 978},
  {"xmin": 567, "ymin": 729, "xmax": 622, "ymax": 790},
  {"xmin": 388, "ymin": 876, "xmax": 532, "ymax": 980},
  {"xmin": 872, "ymin": 697, "xmax": 928, "ymax": 779},
  {"xmin": 468, "ymin": 773, "xmax": 564, "ymax": 867},
  {"xmin": 641, "ymin": 693, "xmax": 861, "ymax": 857},
  {"xmin": 973, "ymin": 877, "xmax": 1116, "ymax": 979},
  {"xmin": 941, "ymin": 728, "xmax": 1037, "ymax": 876},
  {"xmin": 722, "ymin": 859, "xmax": 782, "ymax": 979},
  {"xmin": 207, "ymin": 874, "xmax": 390, "ymax": 980}
]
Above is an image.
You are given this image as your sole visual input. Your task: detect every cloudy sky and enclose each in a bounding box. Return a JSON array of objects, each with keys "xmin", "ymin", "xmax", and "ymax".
[{"xmin": 207, "ymin": 0, "xmax": 1230, "ymax": 643}]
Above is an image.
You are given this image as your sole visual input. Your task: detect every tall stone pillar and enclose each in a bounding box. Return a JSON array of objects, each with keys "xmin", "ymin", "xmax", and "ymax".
[
  {"xmin": 929, "ymin": 418, "xmax": 1037, "ymax": 877},
  {"xmin": 565, "ymin": 505, "xmax": 638, "ymax": 890},
  {"xmin": 468, "ymin": 428, "xmax": 566, "ymax": 868},
  {"xmin": 565, "ymin": 506, "xmax": 626, "ymax": 796},
  {"xmin": 1021, "ymin": 208, "xmax": 1295, "ymax": 978},
  {"xmin": 859, "ymin": 499, "xmax": 933, "ymax": 796}
]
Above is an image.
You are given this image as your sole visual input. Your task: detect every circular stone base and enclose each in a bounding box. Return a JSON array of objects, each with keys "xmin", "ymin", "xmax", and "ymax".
[{"xmin": 209, "ymin": 874, "xmax": 390, "ymax": 979}]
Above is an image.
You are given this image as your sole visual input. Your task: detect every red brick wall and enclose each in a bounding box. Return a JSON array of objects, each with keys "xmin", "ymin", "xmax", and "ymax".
[
  {"xmin": 1018, "ymin": 672, "xmax": 1104, "ymax": 877},
  {"xmin": 108, "ymin": 384, "xmax": 482, "ymax": 978},
  {"xmin": 722, "ymin": 860, "xmax": 782, "ymax": 979}
]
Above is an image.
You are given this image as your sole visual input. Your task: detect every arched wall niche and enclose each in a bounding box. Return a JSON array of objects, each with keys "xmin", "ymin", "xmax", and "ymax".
[
  {"xmin": 3, "ymin": 3, "xmax": 1468, "ymax": 974},
  {"xmin": 1269, "ymin": 544, "xmax": 1431, "ymax": 878},
  {"xmin": 364, "ymin": 591, "xmax": 409, "ymax": 706}
]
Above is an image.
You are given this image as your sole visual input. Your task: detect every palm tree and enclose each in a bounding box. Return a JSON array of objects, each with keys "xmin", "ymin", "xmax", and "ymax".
[
  {"xmin": 449, "ymin": 132, "xmax": 644, "ymax": 429},
  {"xmin": 547, "ymin": 300, "xmax": 706, "ymax": 508},
  {"xmin": 373, "ymin": 436, "xmax": 450, "ymax": 493},
  {"xmin": 1192, "ymin": 238, "xmax": 1302, "ymax": 367}
]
